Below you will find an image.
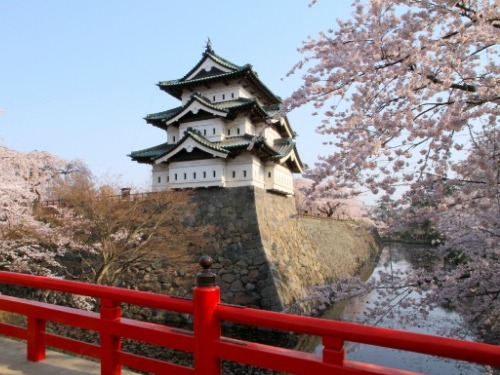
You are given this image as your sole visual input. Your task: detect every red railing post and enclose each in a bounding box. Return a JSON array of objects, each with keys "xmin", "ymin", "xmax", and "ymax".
[
  {"xmin": 193, "ymin": 256, "xmax": 221, "ymax": 375},
  {"xmin": 322, "ymin": 336, "xmax": 345, "ymax": 366},
  {"xmin": 27, "ymin": 316, "xmax": 46, "ymax": 361},
  {"xmin": 100, "ymin": 298, "xmax": 121, "ymax": 375}
]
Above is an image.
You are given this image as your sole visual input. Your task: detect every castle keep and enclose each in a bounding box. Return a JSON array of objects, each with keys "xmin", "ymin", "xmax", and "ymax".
[{"xmin": 130, "ymin": 43, "xmax": 303, "ymax": 195}]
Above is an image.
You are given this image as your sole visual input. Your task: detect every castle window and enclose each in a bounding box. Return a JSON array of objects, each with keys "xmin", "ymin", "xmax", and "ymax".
[
  {"xmin": 213, "ymin": 128, "xmax": 216, "ymax": 135},
  {"xmin": 203, "ymin": 129, "xmax": 206, "ymax": 136},
  {"xmin": 237, "ymin": 128, "xmax": 240, "ymax": 135},
  {"xmin": 158, "ymin": 176, "xmax": 161, "ymax": 183},
  {"xmin": 243, "ymin": 170, "xmax": 247, "ymax": 178},
  {"xmin": 184, "ymin": 173, "xmax": 187, "ymax": 180},
  {"xmin": 213, "ymin": 96, "xmax": 216, "ymax": 101},
  {"xmin": 173, "ymin": 136, "xmax": 176, "ymax": 142},
  {"xmin": 232, "ymin": 171, "xmax": 236, "ymax": 178},
  {"xmin": 203, "ymin": 171, "xmax": 206, "ymax": 178},
  {"xmin": 227, "ymin": 129, "xmax": 230, "ymax": 136},
  {"xmin": 222, "ymin": 94, "xmax": 225, "ymax": 100},
  {"xmin": 231, "ymin": 93, "xmax": 235, "ymax": 99},
  {"xmin": 268, "ymin": 172, "xmax": 271, "ymax": 178},
  {"xmin": 213, "ymin": 170, "xmax": 216, "ymax": 178},
  {"xmin": 193, "ymin": 172, "xmax": 196, "ymax": 179},
  {"xmin": 175, "ymin": 173, "xmax": 178, "ymax": 181},
  {"xmin": 167, "ymin": 176, "xmax": 169, "ymax": 182}
]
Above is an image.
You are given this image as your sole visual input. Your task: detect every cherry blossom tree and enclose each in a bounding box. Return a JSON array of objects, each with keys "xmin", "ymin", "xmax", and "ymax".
[
  {"xmin": 0, "ymin": 146, "xmax": 78, "ymax": 275},
  {"xmin": 294, "ymin": 178, "xmax": 373, "ymax": 224},
  {"xmin": 285, "ymin": 0, "xmax": 499, "ymax": 342}
]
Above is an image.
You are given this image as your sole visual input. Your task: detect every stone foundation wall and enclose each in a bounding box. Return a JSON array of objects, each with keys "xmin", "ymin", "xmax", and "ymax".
[{"xmin": 167, "ymin": 186, "xmax": 380, "ymax": 312}]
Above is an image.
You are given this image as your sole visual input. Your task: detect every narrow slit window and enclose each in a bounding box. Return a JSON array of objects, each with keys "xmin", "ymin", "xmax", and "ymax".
[
  {"xmin": 158, "ymin": 176, "xmax": 161, "ymax": 183},
  {"xmin": 268, "ymin": 172, "xmax": 271, "ymax": 178},
  {"xmin": 231, "ymin": 93, "xmax": 235, "ymax": 99},
  {"xmin": 175, "ymin": 173, "xmax": 178, "ymax": 181},
  {"xmin": 203, "ymin": 129, "xmax": 207, "ymax": 136},
  {"xmin": 184, "ymin": 173, "xmax": 187, "ymax": 180},
  {"xmin": 193, "ymin": 172, "xmax": 196, "ymax": 179},
  {"xmin": 173, "ymin": 136, "xmax": 176, "ymax": 142},
  {"xmin": 232, "ymin": 171, "xmax": 236, "ymax": 178},
  {"xmin": 213, "ymin": 96, "xmax": 216, "ymax": 101},
  {"xmin": 213, "ymin": 170, "xmax": 216, "ymax": 178},
  {"xmin": 227, "ymin": 129, "xmax": 230, "ymax": 136},
  {"xmin": 243, "ymin": 170, "xmax": 247, "ymax": 178},
  {"xmin": 222, "ymin": 94, "xmax": 225, "ymax": 100},
  {"xmin": 213, "ymin": 128, "xmax": 216, "ymax": 135},
  {"xmin": 237, "ymin": 128, "xmax": 240, "ymax": 135},
  {"xmin": 203, "ymin": 171, "xmax": 207, "ymax": 178}
]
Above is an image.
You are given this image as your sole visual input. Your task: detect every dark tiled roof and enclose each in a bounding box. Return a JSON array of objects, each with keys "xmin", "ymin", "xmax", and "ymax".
[
  {"xmin": 180, "ymin": 50, "xmax": 242, "ymax": 82},
  {"xmin": 158, "ymin": 56, "xmax": 281, "ymax": 105},
  {"xmin": 128, "ymin": 130, "xmax": 300, "ymax": 165},
  {"xmin": 144, "ymin": 93, "xmax": 277, "ymax": 129},
  {"xmin": 128, "ymin": 142, "xmax": 175, "ymax": 163}
]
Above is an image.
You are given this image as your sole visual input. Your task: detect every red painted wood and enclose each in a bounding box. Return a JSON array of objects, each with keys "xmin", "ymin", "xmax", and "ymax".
[
  {"xmin": 1, "ymin": 270, "xmax": 499, "ymax": 375},
  {"xmin": 44, "ymin": 334, "xmax": 101, "ymax": 359},
  {"xmin": 100, "ymin": 298, "xmax": 121, "ymax": 375},
  {"xmin": 193, "ymin": 286, "xmax": 221, "ymax": 375},
  {"xmin": 215, "ymin": 303, "xmax": 500, "ymax": 368},
  {"xmin": 27, "ymin": 316, "xmax": 45, "ymax": 362},
  {"xmin": 0, "ymin": 322, "xmax": 27, "ymax": 340},
  {"xmin": 0, "ymin": 271, "xmax": 193, "ymax": 314}
]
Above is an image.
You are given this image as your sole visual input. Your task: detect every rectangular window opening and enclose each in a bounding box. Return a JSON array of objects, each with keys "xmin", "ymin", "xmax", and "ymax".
[
  {"xmin": 193, "ymin": 172, "xmax": 196, "ymax": 179},
  {"xmin": 203, "ymin": 171, "xmax": 207, "ymax": 178},
  {"xmin": 243, "ymin": 170, "xmax": 247, "ymax": 178},
  {"xmin": 232, "ymin": 171, "xmax": 236, "ymax": 178},
  {"xmin": 184, "ymin": 173, "xmax": 187, "ymax": 180}
]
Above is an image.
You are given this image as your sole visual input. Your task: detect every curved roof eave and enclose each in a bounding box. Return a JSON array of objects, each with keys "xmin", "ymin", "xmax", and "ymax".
[{"xmin": 154, "ymin": 130, "xmax": 229, "ymax": 164}]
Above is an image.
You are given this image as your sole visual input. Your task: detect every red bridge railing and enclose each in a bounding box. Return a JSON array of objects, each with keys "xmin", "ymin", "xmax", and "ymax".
[{"xmin": 0, "ymin": 256, "xmax": 498, "ymax": 375}]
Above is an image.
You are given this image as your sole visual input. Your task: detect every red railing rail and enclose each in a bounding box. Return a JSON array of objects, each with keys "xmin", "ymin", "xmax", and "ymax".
[{"xmin": 0, "ymin": 256, "xmax": 498, "ymax": 375}]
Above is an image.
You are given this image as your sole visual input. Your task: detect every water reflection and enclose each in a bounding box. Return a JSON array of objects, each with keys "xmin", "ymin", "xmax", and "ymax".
[{"xmin": 313, "ymin": 243, "xmax": 486, "ymax": 375}]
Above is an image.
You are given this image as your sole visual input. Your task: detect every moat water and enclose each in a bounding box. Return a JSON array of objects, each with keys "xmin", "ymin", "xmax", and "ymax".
[{"xmin": 310, "ymin": 243, "xmax": 486, "ymax": 375}]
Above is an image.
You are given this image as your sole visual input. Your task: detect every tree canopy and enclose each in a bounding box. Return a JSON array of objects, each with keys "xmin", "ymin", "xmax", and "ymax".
[{"xmin": 286, "ymin": 0, "xmax": 499, "ymax": 343}]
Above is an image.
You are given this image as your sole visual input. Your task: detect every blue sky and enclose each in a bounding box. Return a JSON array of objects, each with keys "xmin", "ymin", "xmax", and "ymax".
[{"xmin": 1, "ymin": 1, "xmax": 353, "ymax": 189}]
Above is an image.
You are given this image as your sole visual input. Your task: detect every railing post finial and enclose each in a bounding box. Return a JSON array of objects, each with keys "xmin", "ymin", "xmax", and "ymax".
[{"xmin": 196, "ymin": 255, "xmax": 216, "ymax": 287}]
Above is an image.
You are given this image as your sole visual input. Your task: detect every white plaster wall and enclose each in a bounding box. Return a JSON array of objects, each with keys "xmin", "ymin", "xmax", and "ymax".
[
  {"xmin": 264, "ymin": 163, "xmax": 294, "ymax": 195},
  {"xmin": 178, "ymin": 118, "xmax": 225, "ymax": 142},
  {"xmin": 225, "ymin": 154, "xmax": 254, "ymax": 188},
  {"xmin": 167, "ymin": 127, "xmax": 180, "ymax": 144},
  {"xmin": 168, "ymin": 159, "xmax": 226, "ymax": 188},
  {"xmin": 181, "ymin": 82, "xmax": 240, "ymax": 105},
  {"xmin": 264, "ymin": 127, "xmax": 281, "ymax": 144},
  {"xmin": 152, "ymin": 164, "xmax": 169, "ymax": 192}
]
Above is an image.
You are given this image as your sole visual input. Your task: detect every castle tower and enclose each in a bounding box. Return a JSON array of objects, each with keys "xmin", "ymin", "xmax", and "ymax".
[{"xmin": 129, "ymin": 43, "xmax": 303, "ymax": 195}]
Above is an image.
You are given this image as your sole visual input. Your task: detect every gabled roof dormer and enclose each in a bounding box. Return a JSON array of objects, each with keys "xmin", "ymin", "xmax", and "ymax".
[
  {"xmin": 157, "ymin": 42, "xmax": 281, "ymax": 106},
  {"xmin": 182, "ymin": 42, "xmax": 241, "ymax": 81},
  {"xmin": 154, "ymin": 129, "xmax": 229, "ymax": 164}
]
